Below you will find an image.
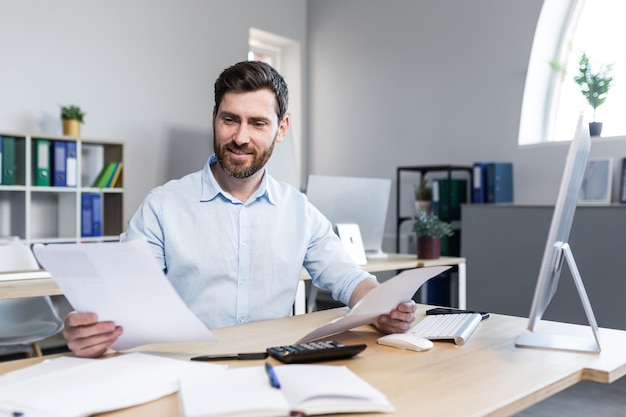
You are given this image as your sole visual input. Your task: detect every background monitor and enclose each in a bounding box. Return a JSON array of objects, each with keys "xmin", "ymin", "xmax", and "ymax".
[
  {"xmin": 516, "ymin": 114, "xmax": 601, "ymax": 353},
  {"xmin": 306, "ymin": 175, "xmax": 391, "ymax": 258}
]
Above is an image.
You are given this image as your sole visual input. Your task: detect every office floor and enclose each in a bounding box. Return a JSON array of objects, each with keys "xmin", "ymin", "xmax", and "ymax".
[{"xmin": 514, "ymin": 376, "xmax": 626, "ymax": 417}]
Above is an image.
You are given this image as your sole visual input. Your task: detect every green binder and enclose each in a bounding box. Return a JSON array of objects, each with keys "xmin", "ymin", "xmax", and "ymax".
[
  {"xmin": 34, "ymin": 139, "xmax": 51, "ymax": 186},
  {"xmin": 1, "ymin": 136, "xmax": 16, "ymax": 185}
]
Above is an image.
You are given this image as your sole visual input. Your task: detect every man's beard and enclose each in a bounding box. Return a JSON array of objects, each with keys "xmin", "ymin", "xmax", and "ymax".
[{"xmin": 214, "ymin": 134, "xmax": 276, "ymax": 179}]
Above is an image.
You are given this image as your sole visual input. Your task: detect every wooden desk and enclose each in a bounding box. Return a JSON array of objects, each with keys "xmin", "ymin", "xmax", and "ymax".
[
  {"xmin": 2, "ymin": 307, "xmax": 626, "ymax": 417},
  {"xmin": 296, "ymin": 254, "xmax": 467, "ymax": 314},
  {"xmin": 0, "ymin": 255, "xmax": 467, "ymax": 312}
]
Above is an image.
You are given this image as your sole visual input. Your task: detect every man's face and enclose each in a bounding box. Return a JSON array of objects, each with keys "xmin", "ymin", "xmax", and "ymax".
[{"xmin": 213, "ymin": 89, "xmax": 287, "ymax": 179}]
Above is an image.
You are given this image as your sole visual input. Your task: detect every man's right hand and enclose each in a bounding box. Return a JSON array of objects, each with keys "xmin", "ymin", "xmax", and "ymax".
[{"xmin": 63, "ymin": 312, "xmax": 123, "ymax": 358}]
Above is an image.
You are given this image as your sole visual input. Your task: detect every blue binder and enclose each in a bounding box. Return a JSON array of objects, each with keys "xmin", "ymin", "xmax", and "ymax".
[
  {"xmin": 52, "ymin": 141, "xmax": 67, "ymax": 186},
  {"xmin": 81, "ymin": 193, "xmax": 93, "ymax": 237},
  {"xmin": 65, "ymin": 141, "xmax": 77, "ymax": 187},
  {"xmin": 486, "ymin": 162, "xmax": 514, "ymax": 203},
  {"xmin": 81, "ymin": 193, "xmax": 103, "ymax": 237},
  {"xmin": 472, "ymin": 162, "xmax": 488, "ymax": 203},
  {"xmin": 91, "ymin": 193, "xmax": 102, "ymax": 236}
]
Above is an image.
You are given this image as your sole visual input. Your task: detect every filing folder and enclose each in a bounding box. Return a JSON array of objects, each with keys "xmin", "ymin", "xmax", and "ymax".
[
  {"xmin": 52, "ymin": 141, "xmax": 67, "ymax": 186},
  {"xmin": 66, "ymin": 141, "xmax": 77, "ymax": 187},
  {"xmin": 34, "ymin": 139, "xmax": 51, "ymax": 186},
  {"xmin": 91, "ymin": 193, "xmax": 102, "ymax": 236},
  {"xmin": 92, "ymin": 161, "xmax": 117, "ymax": 188},
  {"xmin": 1, "ymin": 136, "xmax": 16, "ymax": 185},
  {"xmin": 486, "ymin": 162, "xmax": 514, "ymax": 203},
  {"xmin": 0, "ymin": 136, "xmax": 3, "ymax": 185},
  {"xmin": 81, "ymin": 193, "xmax": 93, "ymax": 237},
  {"xmin": 81, "ymin": 193, "xmax": 103, "ymax": 237},
  {"xmin": 107, "ymin": 162, "xmax": 123, "ymax": 187},
  {"xmin": 472, "ymin": 162, "xmax": 487, "ymax": 203}
]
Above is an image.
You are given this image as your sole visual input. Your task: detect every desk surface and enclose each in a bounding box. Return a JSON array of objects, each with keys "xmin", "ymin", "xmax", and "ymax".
[
  {"xmin": 0, "ymin": 254, "xmax": 466, "ymax": 300},
  {"xmin": 2, "ymin": 306, "xmax": 625, "ymax": 417}
]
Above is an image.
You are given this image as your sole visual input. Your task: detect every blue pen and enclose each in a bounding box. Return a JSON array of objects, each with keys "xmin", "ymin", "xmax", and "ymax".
[{"xmin": 264, "ymin": 361, "xmax": 281, "ymax": 389}]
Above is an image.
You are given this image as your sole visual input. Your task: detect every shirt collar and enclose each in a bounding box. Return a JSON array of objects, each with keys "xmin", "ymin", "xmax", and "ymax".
[{"xmin": 201, "ymin": 154, "xmax": 275, "ymax": 205}]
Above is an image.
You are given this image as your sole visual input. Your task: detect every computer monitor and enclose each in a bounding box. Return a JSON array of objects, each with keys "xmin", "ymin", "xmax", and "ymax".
[
  {"xmin": 305, "ymin": 175, "xmax": 391, "ymax": 259},
  {"xmin": 515, "ymin": 114, "xmax": 601, "ymax": 353}
]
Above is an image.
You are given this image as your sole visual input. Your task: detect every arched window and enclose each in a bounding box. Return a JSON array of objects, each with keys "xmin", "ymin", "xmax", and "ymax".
[{"xmin": 520, "ymin": 0, "xmax": 626, "ymax": 144}]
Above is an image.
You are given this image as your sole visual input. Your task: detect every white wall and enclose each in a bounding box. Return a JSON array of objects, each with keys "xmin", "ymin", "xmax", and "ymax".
[
  {"xmin": 4, "ymin": 1, "xmax": 626, "ymax": 246},
  {"xmin": 306, "ymin": 0, "xmax": 626, "ymax": 251},
  {"xmin": 0, "ymin": 0, "xmax": 307, "ymax": 225}
]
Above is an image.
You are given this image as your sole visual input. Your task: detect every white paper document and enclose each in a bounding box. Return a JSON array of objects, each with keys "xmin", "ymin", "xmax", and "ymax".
[
  {"xmin": 296, "ymin": 265, "xmax": 451, "ymax": 344},
  {"xmin": 32, "ymin": 239, "xmax": 217, "ymax": 350},
  {"xmin": 0, "ymin": 353, "xmax": 224, "ymax": 417}
]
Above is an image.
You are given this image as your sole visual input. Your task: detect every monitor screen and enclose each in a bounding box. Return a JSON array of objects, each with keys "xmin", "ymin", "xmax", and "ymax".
[
  {"xmin": 526, "ymin": 114, "xmax": 591, "ymax": 328},
  {"xmin": 517, "ymin": 114, "xmax": 600, "ymax": 352},
  {"xmin": 305, "ymin": 175, "xmax": 391, "ymax": 257}
]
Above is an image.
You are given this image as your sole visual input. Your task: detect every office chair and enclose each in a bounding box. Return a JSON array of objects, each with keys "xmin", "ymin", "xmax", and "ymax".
[{"xmin": 0, "ymin": 242, "xmax": 65, "ymax": 357}]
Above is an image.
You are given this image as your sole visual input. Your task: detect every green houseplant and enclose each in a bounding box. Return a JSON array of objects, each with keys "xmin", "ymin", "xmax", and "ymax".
[
  {"xmin": 414, "ymin": 178, "xmax": 433, "ymax": 214},
  {"xmin": 60, "ymin": 105, "xmax": 86, "ymax": 137},
  {"xmin": 412, "ymin": 209, "xmax": 454, "ymax": 259},
  {"xmin": 551, "ymin": 52, "xmax": 614, "ymax": 136}
]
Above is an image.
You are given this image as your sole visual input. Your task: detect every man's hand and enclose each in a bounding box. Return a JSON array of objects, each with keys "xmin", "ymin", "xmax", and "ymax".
[
  {"xmin": 63, "ymin": 312, "xmax": 123, "ymax": 358},
  {"xmin": 349, "ymin": 279, "xmax": 417, "ymax": 334},
  {"xmin": 375, "ymin": 300, "xmax": 417, "ymax": 334}
]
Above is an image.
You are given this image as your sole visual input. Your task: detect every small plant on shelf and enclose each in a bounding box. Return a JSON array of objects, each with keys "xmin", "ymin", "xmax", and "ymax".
[
  {"xmin": 414, "ymin": 178, "xmax": 433, "ymax": 201},
  {"xmin": 412, "ymin": 209, "xmax": 453, "ymax": 239},
  {"xmin": 60, "ymin": 105, "xmax": 86, "ymax": 123}
]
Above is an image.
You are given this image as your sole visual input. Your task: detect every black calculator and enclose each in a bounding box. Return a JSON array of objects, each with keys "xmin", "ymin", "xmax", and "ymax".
[{"xmin": 266, "ymin": 340, "xmax": 367, "ymax": 364}]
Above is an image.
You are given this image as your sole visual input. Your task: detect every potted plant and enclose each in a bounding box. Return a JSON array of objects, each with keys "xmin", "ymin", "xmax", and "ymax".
[
  {"xmin": 60, "ymin": 105, "xmax": 86, "ymax": 137},
  {"xmin": 412, "ymin": 209, "xmax": 454, "ymax": 259},
  {"xmin": 414, "ymin": 178, "xmax": 433, "ymax": 214},
  {"xmin": 551, "ymin": 52, "xmax": 614, "ymax": 136}
]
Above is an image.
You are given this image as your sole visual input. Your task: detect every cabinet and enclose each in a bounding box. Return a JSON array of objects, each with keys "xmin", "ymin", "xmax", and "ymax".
[
  {"xmin": 0, "ymin": 131, "xmax": 124, "ymax": 244},
  {"xmin": 461, "ymin": 204, "xmax": 626, "ymax": 330}
]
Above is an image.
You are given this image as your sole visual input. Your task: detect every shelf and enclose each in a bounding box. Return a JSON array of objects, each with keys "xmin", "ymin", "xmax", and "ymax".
[
  {"xmin": 396, "ymin": 165, "xmax": 472, "ymax": 253},
  {"xmin": 0, "ymin": 131, "xmax": 124, "ymax": 245}
]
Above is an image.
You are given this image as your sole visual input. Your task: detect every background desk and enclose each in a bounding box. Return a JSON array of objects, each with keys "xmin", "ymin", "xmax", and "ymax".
[
  {"xmin": 1, "ymin": 255, "xmax": 467, "ymax": 312},
  {"xmin": 297, "ymin": 254, "xmax": 466, "ymax": 314},
  {"xmin": 2, "ymin": 307, "xmax": 626, "ymax": 417}
]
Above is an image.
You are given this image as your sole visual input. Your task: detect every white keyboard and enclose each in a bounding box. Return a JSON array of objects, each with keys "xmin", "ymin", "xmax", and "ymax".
[{"xmin": 407, "ymin": 313, "xmax": 482, "ymax": 345}]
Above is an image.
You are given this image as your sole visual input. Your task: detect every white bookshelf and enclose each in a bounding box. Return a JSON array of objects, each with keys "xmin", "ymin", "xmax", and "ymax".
[{"xmin": 0, "ymin": 131, "xmax": 124, "ymax": 244}]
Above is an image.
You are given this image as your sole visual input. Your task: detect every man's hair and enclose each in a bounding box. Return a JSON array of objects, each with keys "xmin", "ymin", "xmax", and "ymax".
[{"xmin": 214, "ymin": 61, "xmax": 289, "ymax": 122}]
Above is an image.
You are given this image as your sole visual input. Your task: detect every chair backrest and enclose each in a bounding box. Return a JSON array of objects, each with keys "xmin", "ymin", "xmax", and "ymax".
[{"xmin": 0, "ymin": 242, "xmax": 41, "ymax": 272}]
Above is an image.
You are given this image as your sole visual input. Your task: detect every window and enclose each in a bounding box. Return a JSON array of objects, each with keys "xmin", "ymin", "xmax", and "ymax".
[
  {"xmin": 519, "ymin": 0, "xmax": 626, "ymax": 144},
  {"xmin": 248, "ymin": 28, "xmax": 303, "ymax": 190}
]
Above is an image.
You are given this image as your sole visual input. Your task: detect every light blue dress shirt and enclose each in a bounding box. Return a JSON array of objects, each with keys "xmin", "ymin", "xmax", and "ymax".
[{"xmin": 122, "ymin": 154, "xmax": 375, "ymax": 329}]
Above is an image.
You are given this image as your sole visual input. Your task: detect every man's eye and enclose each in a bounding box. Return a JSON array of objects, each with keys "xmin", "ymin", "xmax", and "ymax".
[
  {"xmin": 223, "ymin": 117, "xmax": 234, "ymax": 124},
  {"xmin": 253, "ymin": 121, "xmax": 267, "ymax": 128}
]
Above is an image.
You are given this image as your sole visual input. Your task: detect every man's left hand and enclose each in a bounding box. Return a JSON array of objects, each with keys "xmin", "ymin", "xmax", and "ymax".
[{"xmin": 376, "ymin": 300, "xmax": 417, "ymax": 334}]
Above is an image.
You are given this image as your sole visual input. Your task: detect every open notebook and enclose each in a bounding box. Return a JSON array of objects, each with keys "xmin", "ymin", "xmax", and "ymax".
[{"xmin": 178, "ymin": 364, "xmax": 394, "ymax": 417}]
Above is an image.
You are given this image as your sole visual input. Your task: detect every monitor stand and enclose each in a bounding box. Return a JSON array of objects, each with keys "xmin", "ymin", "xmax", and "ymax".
[
  {"xmin": 366, "ymin": 248, "xmax": 388, "ymax": 259},
  {"xmin": 515, "ymin": 243, "xmax": 601, "ymax": 353}
]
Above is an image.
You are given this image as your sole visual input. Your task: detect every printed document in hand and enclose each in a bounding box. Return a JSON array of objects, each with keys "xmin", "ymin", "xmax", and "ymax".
[
  {"xmin": 0, "ymin": 353, "xmax": 225, "ymax": 417},
  {"xmin": 296, "ymin": 265, "xmax": 451, "ymax": 344},
  {"xmin": 32, "ymin": 239, "xmax": 217, "ymax": 350},
  {"xmin": 178, "ymin": 364, "xmax": 395, "ymax": 417}
]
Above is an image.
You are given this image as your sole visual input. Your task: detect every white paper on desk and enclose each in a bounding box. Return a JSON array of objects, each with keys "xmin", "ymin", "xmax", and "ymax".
[
  {"xmin": 0, "ymin": 353, "xmax": 225, "ymax": 417},
  {"xmin": 32, "ymin": 239, "xmax": 217, "ymax": 350},
  {"xmin": 296, "ymin": 265, "xmax": 451, "ymax": 344}
]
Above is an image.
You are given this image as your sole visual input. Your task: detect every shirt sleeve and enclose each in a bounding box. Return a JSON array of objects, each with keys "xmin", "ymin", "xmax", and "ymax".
[
  {"xmin": 121, "ymin": 188, "xmax": 167, "ymax": 272},
  {"xmin": 302, "ymin": 204, "xmax": 377, "ymax": 306}
]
